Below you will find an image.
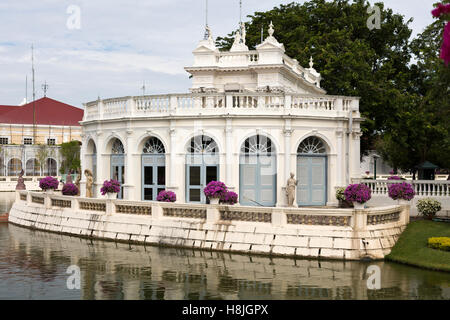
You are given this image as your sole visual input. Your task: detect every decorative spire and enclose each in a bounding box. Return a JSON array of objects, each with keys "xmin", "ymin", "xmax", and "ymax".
[
  {"xmin": 309, "ymin": 56, "xmax": 314, "ymax": 69},
  {"xmin": 268, "ymin": 21, "xmax": 274, "ymax": 37}
]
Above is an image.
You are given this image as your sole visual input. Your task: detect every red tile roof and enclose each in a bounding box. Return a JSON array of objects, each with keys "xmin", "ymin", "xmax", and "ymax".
[{"xmin": 0, "ymin": 97, "xmax": 83, "ymax": 126}]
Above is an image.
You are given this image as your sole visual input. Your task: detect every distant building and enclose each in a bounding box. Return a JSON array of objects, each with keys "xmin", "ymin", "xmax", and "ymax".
[{"xmin": 0, "ymin": 97, "xmax": 83, "ymax": 176}]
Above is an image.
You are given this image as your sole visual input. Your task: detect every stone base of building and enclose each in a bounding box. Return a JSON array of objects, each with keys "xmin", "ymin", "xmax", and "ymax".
[{"xmin": 9, "ymin": 191, "xmax": 410, "ymax": 261}]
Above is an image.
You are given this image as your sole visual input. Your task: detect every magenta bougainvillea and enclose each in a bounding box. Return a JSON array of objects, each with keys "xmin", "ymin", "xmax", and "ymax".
[
  {"xmin": 388, "ymin": 182, "xmax": 415, "ymax": 201},
  {"xmin": 62, "ymin": 183, "xmax": 79, "ymax": 196},
  {"xmin": 203, "ymin": 181, "xmax": 228, "ymax": 199},
  {"xmin": 344, "ymin": 184, "xmax": 371, "ymax": 204},
  {"xmin": 432, "ymin": 3, "xmax": 450, "ymax": 65},
  {"xmin": 220, "ymin": 191, "xmax": 238, "ymax": 205},
  {"xmin": 39, "ymin": 176, "xmax": 59, "ymax": 191},
  {"xmin": 157, "ymin": 190, "xmax": 177, "ymax": 202},
  {"xmin": 100, "ymin": 179, "xmax": 121, "ymax": 195}
]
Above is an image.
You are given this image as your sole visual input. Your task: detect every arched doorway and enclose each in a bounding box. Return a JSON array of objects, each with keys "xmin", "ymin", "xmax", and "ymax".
[
  {"xmin": 141, "ymin": 137, "xmax": 166, "ymax": 201},
  {"xmin": 8, "ymin": 158, "xmax": 22, "ymax": 176},
  {"xmin": 297, "ymin": 136, "xmax": 327, "ymax": 206},
  {"xmin": 45, "ymin": 158, "xmax": 57, "ymax": 176},
  {"xmin": 26, "ymin": 158, "xmax": 40, "ymax": 176},
  {"xmin": 186, "ymin": 135, "xmax": 219, "ymax": 203},
  {"xmin": 239, "ymin": 135, "xmax": 277, "ymax": 207},
  {"xmin": 110, "ymin": 138, "xmax": 125, "ymax": 199}
]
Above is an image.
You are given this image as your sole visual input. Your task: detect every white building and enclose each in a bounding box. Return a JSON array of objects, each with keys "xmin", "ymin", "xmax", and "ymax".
[{"xmin": 80, "ymin": 21, "xmax": 362, "ymax": 207}]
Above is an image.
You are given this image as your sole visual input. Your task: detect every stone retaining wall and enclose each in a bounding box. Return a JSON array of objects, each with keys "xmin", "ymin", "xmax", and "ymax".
[{"xmin": 8, "ymin": 191, "xmax": 410, "ymax": 260}]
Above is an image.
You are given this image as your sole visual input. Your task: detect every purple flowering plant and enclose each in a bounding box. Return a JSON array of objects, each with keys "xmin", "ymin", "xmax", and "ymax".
[
  {"xmin": 344, "ymin": 184, "xmax": 371, "ymax": 204},
  {"xmin": 39, "ymin": 176, "xmax": 59, "ymax": 191},
  {"xmin": 100, "ymin": 179, "xmax": 121, "ymax": 196},
  {"xmin": 220, "ymin": 191, "xmax": 238, "ymax": 205},
  {"xmin": 388, "ymin": 175, "xmax": 402, "ymax": 180},
  {"xmin": 432, "ymin": 3, "xmax": 450, "ymax": 65},
  {"xmin": 203, "ymin": 181, "xmax": 228, "ymax": 199},
  {"xmin": 388, "ymin": 182, "xmax": 415, "ymax": 201},
  {"xmin": 157, "ymin": 190, "xmax": 177, "ymax": 202},
  {"xmin": 62, "ymin": 183, "xmax": 79, "ymax": 196}
]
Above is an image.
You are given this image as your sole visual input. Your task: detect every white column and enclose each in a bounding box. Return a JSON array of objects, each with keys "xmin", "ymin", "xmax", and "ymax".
[
  {"xmin": 168, "ymin": 127, "xmax": 179, "ymax": 196},
  {"xmin": 282, "ymin": 120, "xmax": 293, "ymax": 207},
  {"xmin": 225, "ymin": 119, "xmax": 233, "ymax": 188},
  {"xmin": 79, "ymin": 134, "xmax": 87, "ymax": 197},
  {"xmin": 351, "ymin": 131, "xmax": 362, "ymax": 180},
  {"xmin": 94, "ymin": 132, "xmax": 106, "ymax": 197},
  {"xmin": 124, "ymin": 129, "xmax": 137, "ymax": 200},
  {"xmin": 336, "ymin": 130, "xmax": 344, "ymax": 186}
]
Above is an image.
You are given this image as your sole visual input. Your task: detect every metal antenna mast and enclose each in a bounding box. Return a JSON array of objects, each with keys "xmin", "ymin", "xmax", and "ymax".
[
  {"xmin": 42, "ymin": 81, "xmax": 49, "ymax": 97},
  {"xmin": 31, "ymin": 44, "xmax": 36, "ymax": 145}
]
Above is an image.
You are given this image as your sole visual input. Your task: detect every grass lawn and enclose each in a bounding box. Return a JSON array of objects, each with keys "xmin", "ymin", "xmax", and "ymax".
[{"xmin": 386, "ymin": 220, "xmax": 450, "ymax": 272}]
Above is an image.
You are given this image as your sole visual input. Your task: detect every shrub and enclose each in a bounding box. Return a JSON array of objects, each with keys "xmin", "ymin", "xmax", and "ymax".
[
  {"xmin": 157, "ymin": 190, "xmax": 176, "ymax": 202},
  {"xmin": 100, "ymin": 179, "xmax": 121, "ymax": 196},
  {"xmin": 428, "ymin": 237, "xmax": 450, "ymax": 251},
  {"xmin": 417, "ymin": 198, "xmax": 442, "ymax": 218},
  {"xmin": 220, "ymin": 191, "xmax": 238, "ymax": 205},
  {"xmin": 335, "ymin": 187, "xmax": 346, "ymax": 201},
  {"xmin": 203, "ymin": 181, "xmax": 228, "ymax": 199},
  {"xmin": 344, "ymin": 184, "xmax": 371, "ymax": 204},
  {"xmin": 39, "ymin": 176, "xmax": 59, "ymax": 191},
  {"xmin": 388, "ymin": 182, "xmax": 415, "ymax": 201},
  {"xmin": 62, "ymin": 183, "xmax": 78, "ymax": 196}
]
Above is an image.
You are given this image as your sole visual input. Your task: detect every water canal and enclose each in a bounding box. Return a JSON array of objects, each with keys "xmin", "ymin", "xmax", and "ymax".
[{"xmin": 1, "ymin": 192, "xmax": 449, "ymax": 300}]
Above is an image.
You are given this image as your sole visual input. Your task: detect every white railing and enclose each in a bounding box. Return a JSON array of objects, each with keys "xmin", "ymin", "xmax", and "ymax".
[
  {"xmin": 353, "ymin": 179, "xmax": 450, "ymax": 197},
  {"xmin": 82, "ymin": 93, "xmax": 360, "ymax": 121}
]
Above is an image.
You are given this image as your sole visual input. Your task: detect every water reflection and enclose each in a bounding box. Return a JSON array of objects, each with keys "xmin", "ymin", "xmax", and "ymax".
[
  {"xmin": 1, "ymin": 223, "xmax": 449, "ymax": 300},
  {"xmin": 0, "ymin": 192, "xmax": 15, "ymax": 213}
]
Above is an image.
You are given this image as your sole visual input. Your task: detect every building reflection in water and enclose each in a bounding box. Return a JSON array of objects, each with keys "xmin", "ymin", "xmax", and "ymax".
[{"xmin": 2, "ymin": 224, "xmax": 450, "ymax": 300}]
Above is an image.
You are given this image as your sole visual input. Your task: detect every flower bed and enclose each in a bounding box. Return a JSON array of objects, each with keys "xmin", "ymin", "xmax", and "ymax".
[
  {"xmin": 39, "ymin": 176, "xmax": 59, "ymax": 191},
  {"xmin": 62, "ymin": 183, "xmax": 79, "ymax": 196},
  {"xmin": 100, "ymin": 179, "xmax": 121, "ymax": 196},
  {"xmin": 428, "ymin": 237, "xmax": 450, "ymax": 251},
  {"xmin": 157, "ymin": 190, "xmax": 176, "ymax": 203},
  {"xmin": 388, "ymin": 182, "xmax": 415, "ymax": 201},
  {"xmin": 344, "ymin": 184, "xmax": 371, "ymax": 204},
  {"xmin": 417, "ymin": 198, "xmax": 442, "ymax": 219}
]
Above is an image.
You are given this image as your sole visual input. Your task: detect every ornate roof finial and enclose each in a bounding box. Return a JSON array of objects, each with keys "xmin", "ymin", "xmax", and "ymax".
[
  {"xmin": 309, "ymin": 56, "xmax": 314, "ymax": 69},
  {"xmin": 268, "ymin": 21, "xmax": 274, "ymax": 37}
]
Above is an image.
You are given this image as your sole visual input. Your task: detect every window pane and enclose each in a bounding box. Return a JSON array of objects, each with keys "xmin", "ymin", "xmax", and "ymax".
[
  {"xmin": 189, "ymin": 189, "xmax": 201, "ymax": 202},
  {"xmin": 144, "ymin": 188, "xmax": 153, "ymax": 201},
  {"xmin": 157, "ymin": 166, "xmax": 165, "ymax": 185},
  {"xmin": 206, "ymin": 166, "xmax": 217, "ymax": 184},
  {"xmin": 189, "ymin": 167, "xmax": 201, "ymax": 186},
  {"xmin": 144, "ymin": 167, "xmax": 153, "ymax": 185}
]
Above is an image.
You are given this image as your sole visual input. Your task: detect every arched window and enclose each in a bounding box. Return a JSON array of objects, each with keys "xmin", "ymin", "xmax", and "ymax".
[
  {"xmin": 26, "ymin": 158, "xmax": 40, "ymax": 176},
  {"xmin": 45, "ymin": 158, "xmax": 57, "ymax": 176},
  {"xmin": 111, "ymin": 139, "xmax": 125, "ymax": 154},
  {"xmin": 187, "ymin": 135, "xmax": 218, "ymax": 154},
  {"xmin": 143, "ymin": 137, "xmax": 165, "ymax": 154},
  {"xmin": 298, "ymin": 136, "xmax": 326, "ymax": 154},
  {"xmin": 241, "ymin": 135, "xmax": 274, "ymax": 155},
  {"xmin": 8, "ymin": 158, "xmax": 22, "ymax": 176}
]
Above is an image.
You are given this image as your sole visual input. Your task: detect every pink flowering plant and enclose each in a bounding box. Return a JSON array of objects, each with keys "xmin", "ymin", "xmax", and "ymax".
[
  {"xmin": 220, "ymin": 191, "xmax": 238, "ymax": 205},
  {"xmin": 62, "ymin": 183, "xmax": 79, "ymax": 196},
  {"xmin": 157, "ymin": 190, "xmax": 176, "ymax": 202},
  {"xmin": 39, "ymin": 176, "xmax": 59, "ymax": 191},
  {"xmin": 203, "ymin": 181, "xmax": 228, "ymax": 199},
  {"xmin": 432, "ymin": 2, "xmax": 450, "ymax": 65},
  {"xmin": 388, "ymin": 175, "xmax": 403, "ymax": 180},
  {"xmin": 100, "ymin": 179, "xmax": 121, "ymax": 196},
  {"xmin": 388, "ymin": 182, "xmax": 415, "ymax": 201},
  {"xmin": 344, "ymin": 184, "xmax": 371, "ymax": 204}
]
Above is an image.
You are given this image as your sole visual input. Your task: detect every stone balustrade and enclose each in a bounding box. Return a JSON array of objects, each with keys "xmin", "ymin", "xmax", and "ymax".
[
  {"xmin": 82, "ymin": 93, "xmax": 360, "ymax": 122},
  {"xmin": 352, "ymin": 179, "xmax": 450, "ymax": 197}
]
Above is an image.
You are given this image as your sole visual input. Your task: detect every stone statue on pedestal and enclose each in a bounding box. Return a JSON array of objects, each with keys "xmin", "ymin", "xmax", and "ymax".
[
  {"xmin": 286, "ymin": 172, "xmax": 298, "ymax": 207},
  {"xmin": 84, "ymin": 169, "xmax": 93, "ymax": 198},
  {"xmin": 15, "ymin": 169, "xmax": 26, "ymax": 190}
]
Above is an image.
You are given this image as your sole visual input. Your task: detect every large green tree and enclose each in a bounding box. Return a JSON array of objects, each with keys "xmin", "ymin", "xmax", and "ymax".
[
  {"xmin": 216, "ymin": 0, "xmax": 413, "ymax": 155},
  {"xmin": 59, "ymin": 141, "xmax": 81, "ymax": 174}
]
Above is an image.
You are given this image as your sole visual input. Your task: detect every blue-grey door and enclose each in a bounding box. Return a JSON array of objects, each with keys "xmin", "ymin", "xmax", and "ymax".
[
  {"xmin": 297, "ymin": 156, "xmax": 327, "ymax": 206},
  {"xmin": 111, "ymin": 155, "xmax": 125, "ymax": 199},
  {"xmin": 142, "ymin": 155, "xmax": 166, "ymax": 201},
  {"xmin": 186, "ymin": 154, "xmax": 219, "ymax": 204},
  {"xmin": 240, "ymin": 154, "xmax": 277, "ymax": 207}
]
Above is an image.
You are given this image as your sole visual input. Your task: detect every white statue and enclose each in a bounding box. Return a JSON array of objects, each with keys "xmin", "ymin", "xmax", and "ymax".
[{"xmin": 286, "ymin": 172, "xmax": 298, "ymax": 207}]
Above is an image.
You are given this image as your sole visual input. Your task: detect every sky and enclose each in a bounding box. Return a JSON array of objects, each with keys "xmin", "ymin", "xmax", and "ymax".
[{"xmin": 0, "ymin": 0, "xmax": 440, "ymax": 108}]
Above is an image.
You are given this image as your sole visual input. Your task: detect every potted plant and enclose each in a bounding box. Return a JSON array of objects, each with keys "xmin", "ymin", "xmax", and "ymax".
[
  {"xmin": 39, "ymin": 176, "xmax": 59, "ymax": 194},
  {"xmin": 344, "ymin": 183, "xmax": 371, "ymax": 209},
  {"xmin": 336, "ymin": 187, "xmax": 352, "ymax": 208},
  {"xmin": 100, "ymin": 179, "xmax": 121, "ymax": 199},
  {"xmin": 204, "ymin": 181, "xmax": 228, "ymax": 204},
  {"xmin": 388, "ymin": 182, "xmax": 415, "ymax": 205},
  {"xmin": 417, "ymin": 198, "xmax": 442, "ymax": 220},
  {"xmin": 157, "ymin": 190, "xmax": 177, "ymax": 203},
  {"xmin": 220, "ymin": 191, "xmax": 238, "ymax": 205},
  {"xmin": 62, "ymin": 183, "xmax": 79, "ymax": 196}
]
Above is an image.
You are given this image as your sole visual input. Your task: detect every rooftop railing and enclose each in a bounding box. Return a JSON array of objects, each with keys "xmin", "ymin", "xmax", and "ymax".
[{"xmin": 82, "ymin": 93, "xmax": 360, "ymax": 122}]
